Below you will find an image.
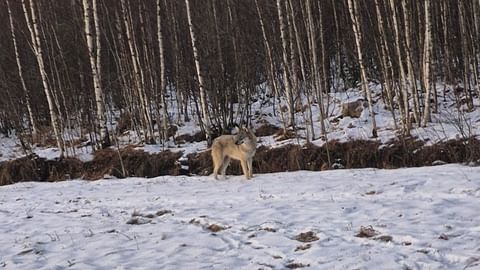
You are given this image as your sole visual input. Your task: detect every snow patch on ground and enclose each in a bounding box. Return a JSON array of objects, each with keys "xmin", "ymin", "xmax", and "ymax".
[{"xmin": 1, "ymin": 164, "xmax": 479, "ymax": 269}]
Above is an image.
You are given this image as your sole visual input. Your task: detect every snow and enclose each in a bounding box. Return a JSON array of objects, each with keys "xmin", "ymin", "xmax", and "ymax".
[{"xmin": 1, "ymin": 164, "xmax": 479, "ymax": 269}]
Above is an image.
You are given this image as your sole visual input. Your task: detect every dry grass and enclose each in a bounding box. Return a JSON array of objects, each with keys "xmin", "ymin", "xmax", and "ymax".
[{"xmin": 2, "ymin": 137, "xmax": 479, "ymax": 186}]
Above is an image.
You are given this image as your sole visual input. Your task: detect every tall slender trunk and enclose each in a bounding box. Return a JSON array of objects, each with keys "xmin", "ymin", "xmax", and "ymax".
[
  {"xmin": 82, "ymin": 0, "xmax": 109, "ymax": 148},
  {"xmin": 21, "ymin": 0, "xmax": 64, "ymax": 156},
  {"xmin": 347, "ymin": 0, "xmax": 378, "ymax": 137},
  {"xmin": 120, "ymin": 0, "xmax": 154, "ymax": 143},
  {"xmin": 6, "ymin": 0, "xmax": 38, "ymax": 136},
  {"xmin": 402, "ymin": 0, "xmax": 421, "ymax": 126},
  {"xmin": 458, "ymin": 1, "xmax": 474, "ymax": 110},
  {"xmin": 288, "ymin": 0, "xmax": 314, "ymax": 141},
  {"xmin": 306, "ymin": 0, "xmax": 327, "ymax": 136},
  {"xmin": 185, "ymin": 0, "xmax": 212, "ymax": 144},
  {"xmin": 277, "ymin": 0, "xmax": 295, "ymax": 128},
  {"xmin": 373, "ymin": 0, "xmax": 397, "ymax": 129},
  {"xmin": 388, "ymin": 0, "xmax": 411, "ymax": 134},
  {"xmin": 157, "ymin": 0, "xmax": 169, "ymax": 142},
  {"xmin": 422, "ymin": 0, "xmax": 433, "ymax": 126}
]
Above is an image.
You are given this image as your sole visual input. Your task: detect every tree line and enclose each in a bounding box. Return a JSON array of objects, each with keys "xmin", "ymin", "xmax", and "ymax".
[{"xmin": 0, "ymin": 0, "xmax": 479, "ymax": 156}]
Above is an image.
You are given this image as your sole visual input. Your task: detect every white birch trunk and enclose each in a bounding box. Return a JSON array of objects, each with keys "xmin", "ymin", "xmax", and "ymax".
[
  {"xmin": 306, "ymin": 0, "xmax": 327, "ymax": 136},
  {"xmin": 82, "ymin": 0, "xmax": 109, "ymax": 148},
  {"xmin": 347, "ymin": 0, "xmax": 378, "ymax": 137},
  {"xmin": 6, "ymin": 0, "xmax": 38, "ymax": 136},
  {"xmin": 157, "ymin": 0, "xmax": 169, "ymax": 142},
  {"xmin": 185, "ymin": 0, "xmax": 212, "ymax": 143},
  {"xmin": 288, "ymin": 0, "xmax": 314, "ymax": 141},
  {"xmin": 22, "ymin": 0, "xmax": 64, "ymax": 156},
  {"xmin": 373, "ymin": 0, "xmax": 397, "ymax": 129},
  {"xmin": 402, "ymin": 0, "xmax": 421, "ymax": 126},
  {"xmin": 388, "ymin": 0, "xmax": 410, "ymax": 134},
  {"xmin": 120, "ymin": 0, "xmax": 154, "ymax": 143},
  {"xmin": 422, "ymin": 0, "xmax": 433, "ymax": 126},
  {"xmin": 276, "ymin": 0, "xmax": 295, "ymax": 128}
]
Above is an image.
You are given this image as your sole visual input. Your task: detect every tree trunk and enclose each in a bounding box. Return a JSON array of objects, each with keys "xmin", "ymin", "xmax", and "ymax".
[
  {"xmin": 82, "ymin": 0, "xmax": 110, "ymax": 148},
  {"xmin": 347, "ymin": 0, "xmax": 378, "ymax": 137},
  {"xmin": 157, "ymin": 0, "xmax": 169, "ymax": 142},
  {"xmin": 21, "ymin": 0, "xmax": 64, "ymax": 156},
  {"xmin": 422, "ymin": 0, "xmax": 433, "ymax": 126},
  {"xmin": 276, "ymin": 0, "xmax": 295, "ymax": 128},
  {"xmin": 373, "ymin": 0, "xmax": 398, "ymax": 129},
  {"xmin": 402, "ymin": 0, "xmax": 421, "ymax": 126},
  {"xmin": 388, "ymin": 0, "xmax": 411, "ymax": 134},
  {"xmin": 6, "ymin": 0, "xmax": 38, "ymax": 137},
  {"xmin": 120, "ymin": 0, "xmax": 154, "ymax": 143},
  {"xmin": 185, "ymin": 0, "xmax": 212, "ymax": 144},
  {"xmin": 306, "ymin": 0, "xmax": 327, "ymax": 136},
  {"xmin": 288, "ymin": 0, "xmax": 314, "ymax": 141}
]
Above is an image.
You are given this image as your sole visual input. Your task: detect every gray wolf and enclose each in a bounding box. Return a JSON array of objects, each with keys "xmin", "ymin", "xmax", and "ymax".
[{"xmin": 211, "ymin": 127, "xmax": 257, "ymax": 180}]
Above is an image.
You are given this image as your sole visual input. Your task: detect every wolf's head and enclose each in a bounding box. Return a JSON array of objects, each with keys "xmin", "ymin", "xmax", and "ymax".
[{"xmin": 234, "ymin": 127, "xmax": 256, "ymax": 146}]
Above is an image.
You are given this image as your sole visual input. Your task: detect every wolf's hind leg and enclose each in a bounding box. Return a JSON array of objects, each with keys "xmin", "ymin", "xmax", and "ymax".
[
  {"xmin": 220, "ymin": 157, "xmax": 231, "ymax": 179},
  {"xmin": 212, "ymin": 149, "xmax": 222, "ymax": 180}
]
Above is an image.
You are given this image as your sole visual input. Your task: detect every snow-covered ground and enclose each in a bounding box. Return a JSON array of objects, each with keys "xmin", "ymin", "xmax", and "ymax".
[{"xmin": 1, "ymin": 164, "xmax": 479, "ymax": 269}]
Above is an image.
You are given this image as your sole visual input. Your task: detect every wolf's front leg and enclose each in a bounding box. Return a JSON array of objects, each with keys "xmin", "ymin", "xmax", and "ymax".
[
  {"xmin": 247, "ymin": 158, "xmax": 253, "ymax": 178},
  {"xmin": 240, "ymin": 159, "xmax": 250, "ymax": 179}
]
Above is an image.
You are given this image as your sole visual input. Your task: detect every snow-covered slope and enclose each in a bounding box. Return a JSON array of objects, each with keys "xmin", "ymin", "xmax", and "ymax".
[{"xmin": 1, "ymin": 164, "xmax": 479, "ymax": 269}]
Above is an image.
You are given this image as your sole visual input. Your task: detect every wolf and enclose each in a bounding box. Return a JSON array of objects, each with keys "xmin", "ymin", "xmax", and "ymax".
[{"xmin": 211, "ymin": 127, "xmax": 257, "ymax": 180}]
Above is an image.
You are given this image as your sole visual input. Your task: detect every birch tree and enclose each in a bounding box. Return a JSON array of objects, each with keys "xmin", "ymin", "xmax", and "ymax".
[
  {"xmin": 373, "ymin": 0, "xmax": 397, "ymax": 129},
  {"xmin": 306, "ymin": 0, "xmax": 327, "ymax": 136},
  {"xmin": 157, "ymin": 0, "xmax": 169, "ymax": 142},
  {"xmin": 402, "ymin": 0, "xmax": 420, "ymax": 125},
  {"xmin": 276, "ymin": 0, "xmax": 295, "ymax": 128},
  {"xmin": 6, "ymin": 0, "xmax": 38, "ymax": 137},
  {"xmin": 120, "ymin": 0, "xmax": 154, "ymax": 143},
  {"xmin": 21, "ymin": 0, "xmax": 64, "ymax": 156},
  {"xmin": 288, "ymin": 0, "xmax": 315, "ymax": 141},
  {"xmin": 82, "ymin": 0, "xmax": 110, "ymax": 148},
  {"xmin": 388, "ymin": 0, "xmax": 411, "ymax": 134},
  {"xmin": 185, "ymin": 0, "xmax": 213, "ymax": 144},
  {"xmin": 422, "ymin": 0, "xmax": 433, "ymax": 126},
  {"xmin": 347, "ymin": 0, "xmax": 378, "ymax": 137}
]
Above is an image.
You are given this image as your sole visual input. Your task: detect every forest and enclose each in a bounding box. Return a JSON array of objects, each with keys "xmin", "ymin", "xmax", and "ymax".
[{"xmin": 0, "ymin": 0, "xmax": 479, "ymax": 158}]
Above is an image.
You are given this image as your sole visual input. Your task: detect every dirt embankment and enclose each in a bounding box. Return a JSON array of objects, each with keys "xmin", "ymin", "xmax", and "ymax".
[{"xmin": 1, "ymin": 138, "xmax": 479, "ymax": 186}]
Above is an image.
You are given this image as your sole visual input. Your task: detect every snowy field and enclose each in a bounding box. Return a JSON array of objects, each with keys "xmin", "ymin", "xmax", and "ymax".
[{"xmin": 1, "ymin": 164, "xmax": 480, "ymax": 269}]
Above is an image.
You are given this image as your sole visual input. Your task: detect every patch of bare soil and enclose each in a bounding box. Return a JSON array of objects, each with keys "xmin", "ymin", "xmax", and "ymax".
[
  {"xmin": 294, "ymin": 244, "xmax": 312, "ymax": 252},
  {"xmin": 206, "ymin": 224, "xmax": 226, "ymax": 232},
  {"xmin": 285, "ymin": 262, "xmax": 310, "ymax": 269},
  {"xmin": 295, "ymin": 231, "xmax": 319, "ymax": 242},
  {"xmin": 355, "ymin": 226, "xmax": 380, "ymax": 238}
]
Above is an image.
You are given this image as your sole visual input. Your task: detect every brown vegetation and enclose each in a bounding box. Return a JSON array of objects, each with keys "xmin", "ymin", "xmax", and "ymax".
[
  {"xmin": 1, "ymin": 137, "xmax": 479, "ymax": 186},
  {"xmin": 188, "ymin": 138, "xmax": 480, "ymax": 176},
  {"xmin": 0, "ymin": 148, "xmax": 182, "ymax": 185}
]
